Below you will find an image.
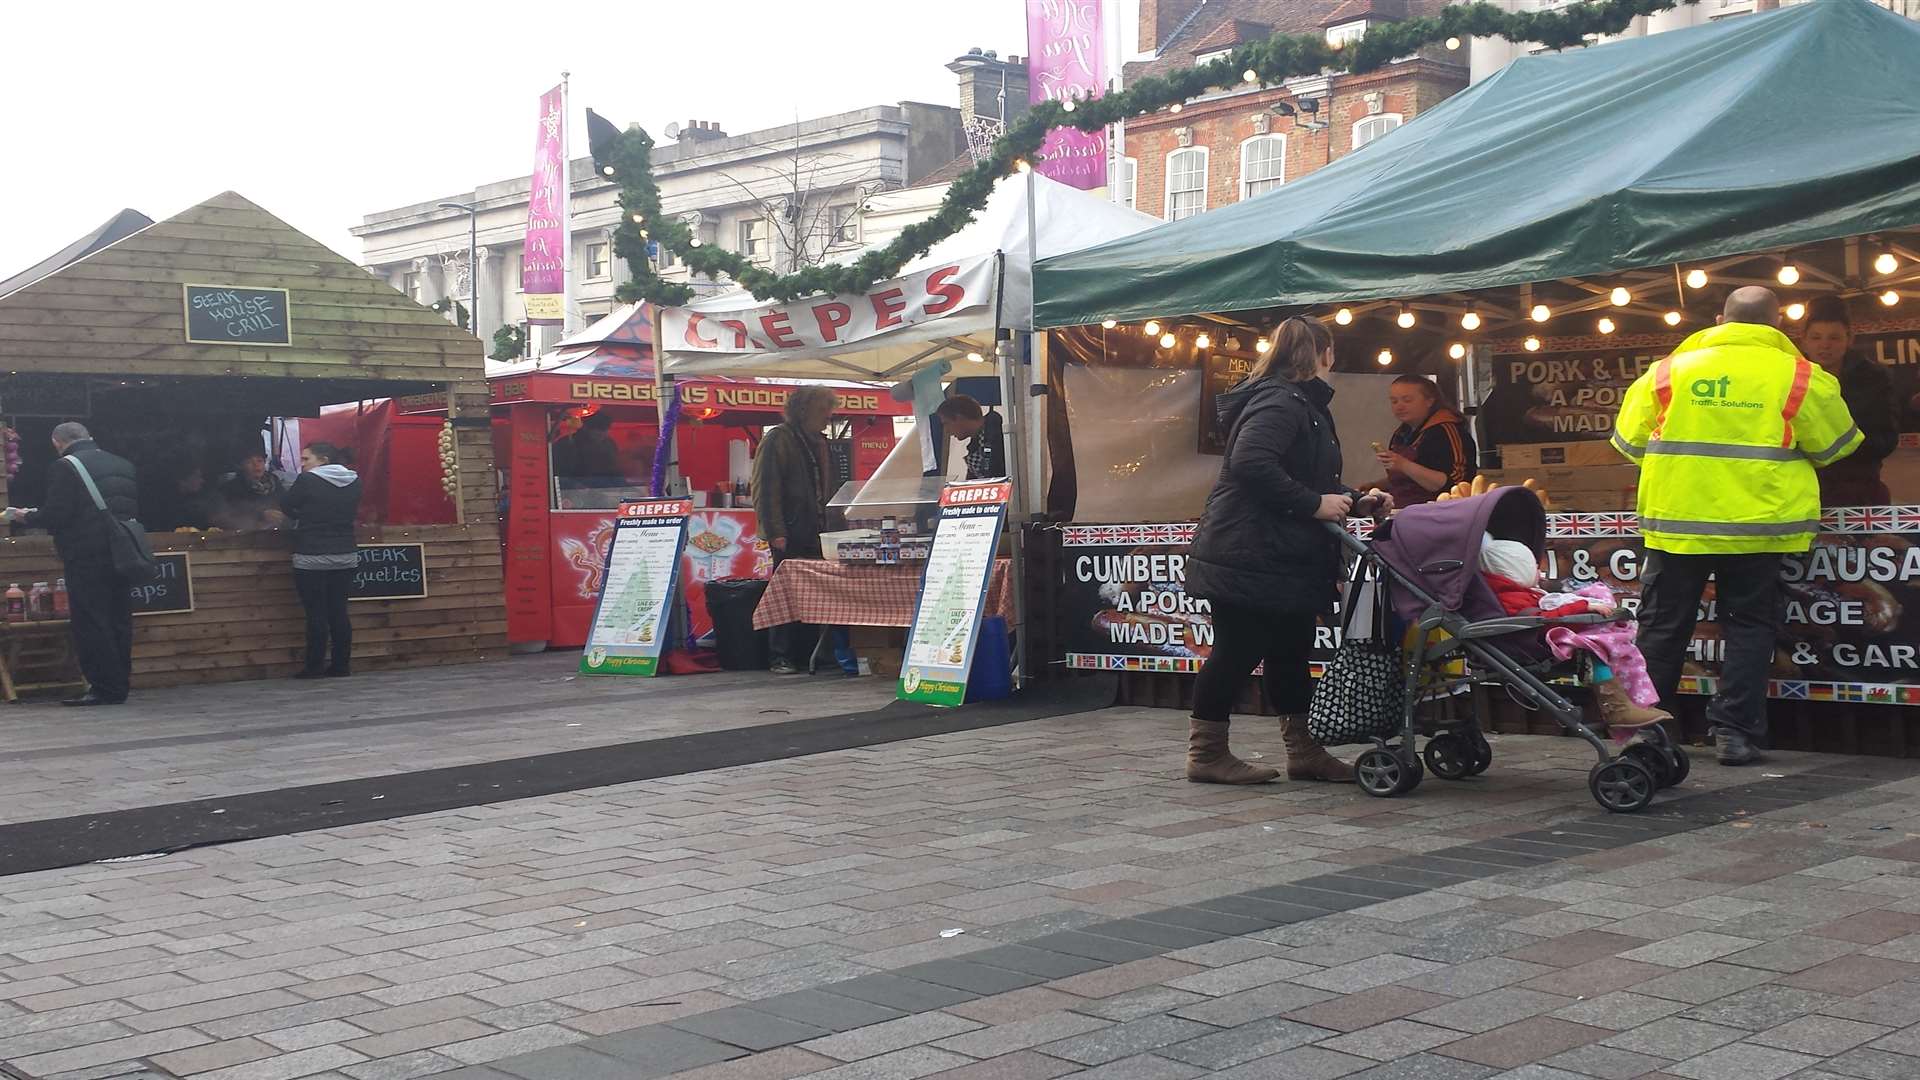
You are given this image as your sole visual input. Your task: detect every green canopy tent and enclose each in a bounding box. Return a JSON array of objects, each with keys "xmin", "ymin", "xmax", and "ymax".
[{"xmin": 1033, "ymin": 0, "xmax": 1920, "ymax": 327}]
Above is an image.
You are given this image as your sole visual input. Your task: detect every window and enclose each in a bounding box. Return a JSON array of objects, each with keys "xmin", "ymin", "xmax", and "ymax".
[
  {"xmin": 585, "ymin": 241, "xmax": 610, "ymax": 280},
  {"xmin": 1327, "ymin": 20, "xmax": 1368, "ymax": 48},
  {"xmin": 1195, "ymin": 48, "xmax": 1232, "ymax": 67},
  {"xmin": 1352, "ymin": 113, "xmax": 1403, "ymax": 150},
  {"xmin": 652, "ymin": 240, "xmax": 676, "ymax": 271},
  {"xmin": 1165, "ymin": 148, "xmax": 1208, "ymax": 221},
  {"xmin": 1119, "ymin": 157, "xmax": 1137, "ymax": 209},
  {"xmin": 404, "ymin": 273, "xmax": 424, "ymax": 303},
  {"xmin": 829, "ymin": 204, "xmax": 860, "ymax": 246},
  {"xmin": 1240, "ymin": 136, "xmax": 1286, "ymax": 199},
  {"xmin": 738, "ymin": 217, "xmax": 769, "ymax": 258}
]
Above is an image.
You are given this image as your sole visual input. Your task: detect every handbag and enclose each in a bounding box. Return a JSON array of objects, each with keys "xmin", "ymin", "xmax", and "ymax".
[
  {"xmin": 1306, "ymin": 550, "xmax": 1408, "ymax": 746},
  {"xmin": 65, "ymin": 456, "xmax": 159, "ymax": 584}
]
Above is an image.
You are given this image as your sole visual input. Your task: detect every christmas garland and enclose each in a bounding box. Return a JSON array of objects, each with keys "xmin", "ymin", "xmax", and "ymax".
[
  {"xmin": 490, "ymin": 324, "xmax": 528, "ymax": 361},
  {"xmin": 594, "ymin": 0, "xmax": 1694, "ymax": 307}
]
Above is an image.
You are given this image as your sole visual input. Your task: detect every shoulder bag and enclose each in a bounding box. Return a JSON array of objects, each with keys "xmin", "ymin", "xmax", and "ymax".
[
  {"xmin": 66, "ymin": 456, "xmax": 159, "ymax": 584},
  {"xmin": 1306, "ymin": 549, "xmax": 1408, "ymax": 746}
]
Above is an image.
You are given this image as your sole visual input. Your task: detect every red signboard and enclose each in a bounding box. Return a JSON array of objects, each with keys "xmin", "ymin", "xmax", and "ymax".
[{"xmin": 548, "ymin": 508, "xmax": 770, "ymax": 649}]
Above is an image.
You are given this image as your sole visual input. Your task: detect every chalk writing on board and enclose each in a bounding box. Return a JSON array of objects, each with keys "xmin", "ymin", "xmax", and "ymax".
[{"xmin": 182, "ymin": 284, "xmax": 293, "ymax": 346}]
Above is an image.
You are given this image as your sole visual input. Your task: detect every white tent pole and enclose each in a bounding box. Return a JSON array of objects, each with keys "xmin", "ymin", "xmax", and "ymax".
[{"xmin": 993, "ymin": 249, "xmax": 1030, "ymax": 692}]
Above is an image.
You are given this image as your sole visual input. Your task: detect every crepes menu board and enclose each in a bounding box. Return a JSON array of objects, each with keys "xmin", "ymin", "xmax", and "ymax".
[
  {"xmin": 579, "ymin": 499, "xmax": 691, "ymax": 677},
  {"xmin": 899, "ymin": 481, "xmax": 1010, "ymax": 706}
]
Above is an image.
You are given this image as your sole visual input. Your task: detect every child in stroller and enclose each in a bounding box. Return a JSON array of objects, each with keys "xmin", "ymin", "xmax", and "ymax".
[
  {"xmin": 1329, "ymin": 485, "xmax": 1690, "ymax": 813},
  {"xmin": 1477, "ymin": 533, "xmax": 1673, "ymax": 736}
]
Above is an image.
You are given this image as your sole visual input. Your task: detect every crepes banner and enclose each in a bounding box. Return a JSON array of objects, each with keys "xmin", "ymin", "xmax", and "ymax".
[
  {"xmin": 661, "ymin": 257, "xmax": 994, "ymax": 358},
  {"xmin": 1060, "ymin": 513, "xmax": 1920, "ymax": 704}
]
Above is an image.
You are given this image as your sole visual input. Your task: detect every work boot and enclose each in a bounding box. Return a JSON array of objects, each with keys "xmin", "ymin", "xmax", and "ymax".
[
  {"xmin": 1279, "ymin": 716, "xmax": 1355, "ymax": 783},
  {"xmin": 1186, "ymin": 719, "xmax": 1279, "ymax": 785},
  {"xmin": 1717, "ymin": 729, "xmax": 1764, "ymax": 766},
  {"xmin": 1592, "ymin": 678, "xmax": 1672, "ymax": 731}
]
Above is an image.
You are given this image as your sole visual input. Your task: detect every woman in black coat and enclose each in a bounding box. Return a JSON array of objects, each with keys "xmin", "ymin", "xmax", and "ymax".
[
  {"xmin": 1185, "ymin": 318, "xmax": 1389, "ymax": 784},
  {"xmin": 281, "ymin": 442, "xmax": 363, "ymax": 678}
]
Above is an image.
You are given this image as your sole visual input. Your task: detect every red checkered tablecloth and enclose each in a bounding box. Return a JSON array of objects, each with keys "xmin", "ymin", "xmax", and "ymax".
[{"xmin": 752, "ymin": 559, "xmax": 1015, "ymax": 630}]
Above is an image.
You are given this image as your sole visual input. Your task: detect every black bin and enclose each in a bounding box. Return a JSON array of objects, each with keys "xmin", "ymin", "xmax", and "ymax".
[{"xmin": 705, "ymin": 577, "xmax": 771, "ymax": 671}]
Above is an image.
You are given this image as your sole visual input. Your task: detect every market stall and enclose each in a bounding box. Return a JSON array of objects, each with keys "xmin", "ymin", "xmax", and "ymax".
[
  {"xmin": 653, "ymin": 174, "xmax": 1157, "ymax": 682},
  {"xmin": 1029, "ymin": 0, "xmax": 1920, "ymax": 752},
  {"xmin": 0, "ymin": 192, "xmax": 506, "ymax": 689}
]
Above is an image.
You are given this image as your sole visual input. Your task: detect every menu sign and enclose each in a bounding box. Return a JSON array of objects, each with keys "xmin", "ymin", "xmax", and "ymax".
[
  {"xmin": 182, "ymin": 284, "xmax": 292, "ymax": 346},
  {"xmin": 1198, "ymin": 351, "xmax": 1255, "ymax": 455},
  {"xmin": 350, "ymin": 545, "xmax": 428, "ymax": 601},
  {"xmin": 131, "ymin": 553, "xmax": 193, "ymax": 616},
  {"xmin": 580, "ymin": 500, "xmax": 691, "ymax": 677},
  {"xmin": 899, "ymin": 481, "xmax": 1010, "ymax": 706}
]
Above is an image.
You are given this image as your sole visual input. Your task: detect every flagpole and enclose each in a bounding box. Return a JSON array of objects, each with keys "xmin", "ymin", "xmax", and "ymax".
[{"xmin": 560, "ymin": 71, "xmax": 574, "ymax": 335}]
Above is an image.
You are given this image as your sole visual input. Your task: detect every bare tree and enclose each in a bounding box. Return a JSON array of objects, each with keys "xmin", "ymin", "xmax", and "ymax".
[{"xmin": 705, "ymin": 121, "xmax": 899, "ymax": 274}]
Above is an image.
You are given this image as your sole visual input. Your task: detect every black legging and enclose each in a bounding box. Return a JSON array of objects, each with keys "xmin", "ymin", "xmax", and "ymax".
[
  {"xmin": 294, "ymin": 568, "xmax": 353, "ymax": 673},
  {"xmin": 1191, "ymin": 601, "xmax": 1318, "ymax": 723}
]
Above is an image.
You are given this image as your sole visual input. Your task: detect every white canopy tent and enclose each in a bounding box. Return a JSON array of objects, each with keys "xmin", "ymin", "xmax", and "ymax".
[{"xmin": 655, "ymin": 173, "xmax": 1158, "ymax": 381}]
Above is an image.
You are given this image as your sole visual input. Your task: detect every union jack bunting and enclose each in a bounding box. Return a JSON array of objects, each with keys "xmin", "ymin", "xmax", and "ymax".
[
  {"xmin": 1820, "ymin": 506, "xmax": 1920, "ymax": 533},
  {"xmin": 1061, "ymin": 523, "xmax": 1197, "ymax": 547}
]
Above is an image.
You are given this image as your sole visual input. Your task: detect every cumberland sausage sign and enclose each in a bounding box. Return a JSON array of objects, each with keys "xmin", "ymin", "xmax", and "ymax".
[{"xmin": 661, "ymin": 256, "xmax": 995, "ymax": 357}]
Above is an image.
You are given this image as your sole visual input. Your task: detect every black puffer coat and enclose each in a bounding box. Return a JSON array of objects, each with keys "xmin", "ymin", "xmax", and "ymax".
[
  {"xmin": 1186, "ymin": 376, "xmax": 1347, "ymax": 615},
  {"xmin": 24, "ymin": 440, "xmax": 140, "ymax": 567}
]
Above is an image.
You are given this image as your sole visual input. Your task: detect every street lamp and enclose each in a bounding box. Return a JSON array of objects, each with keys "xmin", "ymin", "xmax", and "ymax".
[{"xmin": 438, "ymin": 201, "xmax": 478, "ymax": 335}]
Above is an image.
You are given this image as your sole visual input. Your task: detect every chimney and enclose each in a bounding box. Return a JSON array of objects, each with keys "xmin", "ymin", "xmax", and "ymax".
[
  {"xmin": 681, "ymin": 120, "xmax": 728, "ymax": 142},
  {"xmin": 1140, "ymin": 0, "xmax": 1201, "ymax": 55},
  {"xmin": 947, "ymin": 49, "xmax": 1030, "ymax": 125}
]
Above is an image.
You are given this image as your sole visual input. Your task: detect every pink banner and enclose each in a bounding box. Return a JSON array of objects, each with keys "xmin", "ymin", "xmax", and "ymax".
[
  {"xmin": 1026, "ymin": 0, "xmax": 1107, "ymax": 190},
  {"xmin": 523, "ymin": 83, "xmax": 566, "ymax": 325}
]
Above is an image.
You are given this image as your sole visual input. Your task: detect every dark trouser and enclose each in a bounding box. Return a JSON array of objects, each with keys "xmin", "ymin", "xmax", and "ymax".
[
  {"xmin": 294, "ymin": 568, "xmax": 354, "ymax": 674},
  {"xmin": 1191, "ymin": 601, "xmax": 1319, "ymax": 723},
  {"xmin": 768, "ymin": 543, "xmax": 821, "ymax": 668},
  {"xmin": 1636, "ymin": 549, "xmax": 1784, "ymax": 742},
  {"xmin": 67, "ymin": 563, "xmax": 132, "ymax": 701}
]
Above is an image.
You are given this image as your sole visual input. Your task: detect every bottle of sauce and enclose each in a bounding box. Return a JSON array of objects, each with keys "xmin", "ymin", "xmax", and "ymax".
[
  {"xmin": 878, "ymin": 516, "xmax": 900, "ymax": 566},
  {"xmin": 52, "ymin": 578, "xmax": 69, "ymax": 619},
  {"xmin": 28, "ymin": 582, "xmax": 48, "ymax": 620},
  {"xmin": 5, "ymin": 584, "xmax": 24, "ymax": 623}
]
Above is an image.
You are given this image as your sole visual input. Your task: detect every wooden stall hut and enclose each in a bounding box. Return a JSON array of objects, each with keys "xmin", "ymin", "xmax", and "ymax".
[{"xmin": 0, "ymin": 192, "xmax": 505, "ymax": 690}]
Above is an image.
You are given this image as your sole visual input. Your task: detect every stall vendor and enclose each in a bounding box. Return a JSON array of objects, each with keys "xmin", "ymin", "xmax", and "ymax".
[
  {"xmin": 152, "ymin": 464, "xmax": 220, "ymax": 532},
  {"xmin": 1803, "ymin": 296, "xmax": 1898, "ymax": 506},
  {"xmin": 1374, "ymin": 374, "xmax": 1476, "ymax": 508},
  {"xmin": 216, "ymin": 444, "xmax": 288, "ymax": 530}
]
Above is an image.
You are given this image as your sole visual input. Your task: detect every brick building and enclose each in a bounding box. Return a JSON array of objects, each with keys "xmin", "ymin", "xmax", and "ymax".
[{"xmin": 1121, "ymin": 1, "xmax": 1469, "ymax": 221}]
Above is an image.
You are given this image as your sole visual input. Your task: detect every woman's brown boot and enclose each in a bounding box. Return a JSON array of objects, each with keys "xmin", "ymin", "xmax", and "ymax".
[
  {"xmin": 1186, "ymin": 719, "xmax": 1279, "ymax": 784},
  {"xmin": 1279, "ymin": 716, "xmax": 1355, "ymax": 782},
  {"xmin": 1593, "ymin": 678, "xmax": 1672, "ymax": 730}
]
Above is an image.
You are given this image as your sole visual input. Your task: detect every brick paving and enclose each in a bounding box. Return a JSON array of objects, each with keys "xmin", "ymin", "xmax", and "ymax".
[{"xmin": 6, "ymin": 658, "xmax": 1920, "ymax": 1080}]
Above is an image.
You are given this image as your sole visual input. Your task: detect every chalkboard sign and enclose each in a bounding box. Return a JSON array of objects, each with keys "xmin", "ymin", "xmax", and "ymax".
[
  {"xmin": 182, "ymin": 284, "xmax": 293, "ymax": 347},
  {"xmin": 350, "ymin": 544, "xmax": 428, "ymax": 601},
  {"xmin": 130, "ymin": 553, "xmax": 193, "ymax": 616}
]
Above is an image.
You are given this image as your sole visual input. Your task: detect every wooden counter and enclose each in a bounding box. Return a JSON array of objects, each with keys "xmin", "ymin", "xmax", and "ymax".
[{"xmin": 0, "ymin": 525, "xmax": 506, "ymax": 689}]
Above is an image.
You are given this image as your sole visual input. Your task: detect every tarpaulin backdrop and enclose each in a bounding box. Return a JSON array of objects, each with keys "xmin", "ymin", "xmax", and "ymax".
[{"xmin": 1033, "ymin": 0, "xmax": 1920, "ymax": 326}]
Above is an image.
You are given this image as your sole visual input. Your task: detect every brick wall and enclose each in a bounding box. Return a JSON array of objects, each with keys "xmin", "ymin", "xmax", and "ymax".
[{"xmin": 1126, "ymin": 62, "xmax": 1467, "ymax": 220}]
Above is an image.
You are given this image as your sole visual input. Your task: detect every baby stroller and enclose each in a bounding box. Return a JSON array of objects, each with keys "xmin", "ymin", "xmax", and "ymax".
[{"xmin": 1327, "ymin": 486, "xmax": 1688, "ymax": 814}]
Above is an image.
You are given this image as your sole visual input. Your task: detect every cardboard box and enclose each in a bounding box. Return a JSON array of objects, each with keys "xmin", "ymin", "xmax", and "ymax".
[
  {"xmin": 849, "ymin": 626, "xmax": 907, "ymax": 679},
  {"xmin": 1497, "ymin": 441, "xmax": 1631, "ymax": 469}
]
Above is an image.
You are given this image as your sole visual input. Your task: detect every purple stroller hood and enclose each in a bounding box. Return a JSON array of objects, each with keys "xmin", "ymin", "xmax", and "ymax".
[{"xmin": 1370, "ymin": 486, "xmax": 1548, "ymax": 625}]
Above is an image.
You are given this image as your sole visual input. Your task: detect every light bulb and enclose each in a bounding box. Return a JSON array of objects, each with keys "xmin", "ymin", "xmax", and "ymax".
[
  {"xmin": 1663, "ymin": 310, "xmax": 1682, "ymax": 326},
  {"xmin": 1170, "ymin": 103, "xmax": 1183, "ymax": 114},
  {"xmin": 630, "ymin": 212, "xmax": 644, "ymax": 223},
  {"xmin": 601, "ymin": 165, "xmax": 615, "ymax": 176},
  {"xmin": 1243, "ymin": 69, "xmax": 1259, "ymax": 83},
  {"xmin": 1685, "ymin": 268, "xmax": 1708, "ymax": 289},
  {"xmin": 1786, "ymin": 302, "xmax": 1806, "ymax": 321},
  {"xmin": 1530, "ymin": 304, "xmax": 1551, "ymax": 323},
  {"xmin": 1159, "ymin": 332, "xmax": 1177, "ymax": 349},
  {"xmin": 1101, "ymin": 319, "xmax": 1117, "ymax": 329},
  {"xmin": 1777, "ymin": 262, "xmax": 1800, "ymax": 286},
  {"xmin": 1396, "ymin": 308, "xmax": 1416, "ymax": 329},
  {"xmin": 1062, "ymin": 98, "xmax": 1075, "ymax": 112},
  {"xmin": 1882, "ymin": 290, "xmax": 1902, "ymax": 307},
  {"xmin": 1610, "ymin": 286, "xmax": 1631, "ymax": 306},
  {"xmin": 1523, "ymin": 336, "xmax": 1542, "ymax": 352},
  {"xmin": 1143, "ymin": 320, "xmax": 1160, "ymax": 336},
  {"xmin": 1376, "ymin": 349, "xmax": 1393, "ymax": 366},
  {"xmin": 1255, "ymin": 338, "xmax": 1271, "ymax": 353},
  {"xmin": 1597, "ymin": 317, "xmax": 1616, "ymax": 334},
  {"xmin": 1015, "ymin": 159, "xmax": 1032, "ymax": 173},
  {"xmin": 1334, "ymin": 308, "xmax": 1353, "ymax": 325},
  {"xmin": 965, "ymin": 352, "xmax": 985, "ymax": 363},
  {"xmin": 1448, "ymin": 343, "xmax": 1467, "ymax": 360},
  {"xmin": 1445, "ymin": 36, "xmax": 1461, "ymax": 50},
  {"xmin": 1876, "ymin": 252, "xmax": 1900, "ymax": 275},
  {"xmin": 689, "ymin": 237, "xmax": 702, "ymax": 247},
  {"xmin": 1461, "ymin": 310, "xmax": 1482, "ymax": 331},
  {"xmin": 1195, "ymin": 332, "xmax": 1212, "ymax": 349}
]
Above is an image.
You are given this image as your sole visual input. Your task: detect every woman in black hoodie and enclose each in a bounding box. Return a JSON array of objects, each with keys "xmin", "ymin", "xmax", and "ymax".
[
  {"xmin": 282, "ymin": 442, "xmax": 363, "ymax": 678},
  {"xmin": 1184, "ymin": 318, "xmax": 1389, "ymax": 785}
]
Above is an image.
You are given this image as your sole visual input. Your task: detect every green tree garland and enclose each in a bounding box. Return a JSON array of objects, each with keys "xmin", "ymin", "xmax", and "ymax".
[
  {"xmin": 490, "ymin": 324, "xmax": 528, "ymax": 362},
  {"xmin": 596, "ymin": 0, "xmax": 1694, "ymax": 308}
]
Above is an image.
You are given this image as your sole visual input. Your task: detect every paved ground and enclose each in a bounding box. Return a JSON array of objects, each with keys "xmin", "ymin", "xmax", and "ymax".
[{"xmin": 8, "ymin": 659, "xmax": 1920, "ymax": 1080}]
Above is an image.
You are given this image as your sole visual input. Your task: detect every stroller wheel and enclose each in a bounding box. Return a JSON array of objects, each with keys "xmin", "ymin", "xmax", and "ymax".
[
  {"xmin": 1589, "ymin": 758, "xmax": 1658, "ymax": 813},
  {"xmin": 1464, "ymin": 730, "xmax": 1493, "ymax": 776},
  {"xmin": 1668, "ymin": 745, "xmax": 1691, "ymax": 787},
  {"xmin": 1423, "ymin": 734, "xmax": 1473, "ymax": 781},
  {"xmin": 1621, "ymin": 743, "xmax": 1675, "ymax": 789},
  {"xmin": 1355, "ymin": 747, "xmax": 1422, "ymax": 798}
]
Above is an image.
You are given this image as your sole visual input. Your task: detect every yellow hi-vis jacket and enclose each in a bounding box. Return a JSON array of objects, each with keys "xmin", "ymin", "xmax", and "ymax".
[{"xmin": 1612, "ymin": 322, "xmax": 1862, "ymax": 555}]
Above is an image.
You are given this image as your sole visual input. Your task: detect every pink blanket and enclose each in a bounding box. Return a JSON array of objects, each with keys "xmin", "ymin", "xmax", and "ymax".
[{"xmin": 1543, "ymin": 584, "xmax": 1659, "ymax": 708}]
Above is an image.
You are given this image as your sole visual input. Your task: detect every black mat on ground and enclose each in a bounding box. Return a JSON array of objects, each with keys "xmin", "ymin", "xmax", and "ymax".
[{"xmin": 0, "ymin": 676, "xmax": 1117, "ymax": 878}]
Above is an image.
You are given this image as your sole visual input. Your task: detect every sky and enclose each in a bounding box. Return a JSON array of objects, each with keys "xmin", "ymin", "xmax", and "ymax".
[{"xmin": 0, "ymin": 0, "xmax": 1059, "ymax": 275}]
